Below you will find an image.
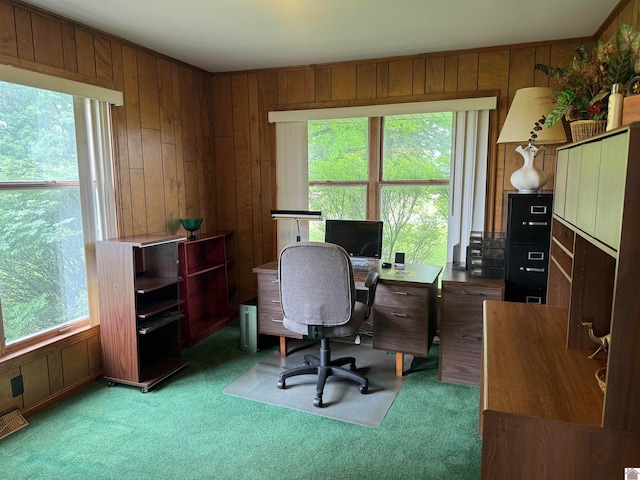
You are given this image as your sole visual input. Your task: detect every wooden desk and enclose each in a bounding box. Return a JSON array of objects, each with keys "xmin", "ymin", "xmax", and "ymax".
[
  {"xmin": 482, "ymin": 300, "xmax": 604, "ymax": 425},
  {"xmin": 253, "ymin": 261, "xmax": 441, "ymax": 376},
  {"xmin": 480, "ymin": 300, "xmax": 640, "ymax": 479}
]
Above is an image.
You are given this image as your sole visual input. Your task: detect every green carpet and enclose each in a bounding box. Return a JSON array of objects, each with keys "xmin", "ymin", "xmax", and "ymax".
[{"xmin": 0, "ymin": 323, "xmax": 482, "ymax": 479}]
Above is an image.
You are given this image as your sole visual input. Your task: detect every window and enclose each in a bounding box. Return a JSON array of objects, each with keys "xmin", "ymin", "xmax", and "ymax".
[
  {"xmin": 380, "ymin": 113, "xmax": 451, "ymax": 265},
  {"xmin": 0, "ymin": 79, "xmax": 116, "ymax": 354},
  {"xmin": 308, "ymin": 118, "xmax": 368, "ymax": 236},
  {"xmin": 307, "ymin": 113, "xmax": 452, "ymax": 265},
  {"xmin": 271, "ymin": 97, "xmax": 495, "ymax": 261}
]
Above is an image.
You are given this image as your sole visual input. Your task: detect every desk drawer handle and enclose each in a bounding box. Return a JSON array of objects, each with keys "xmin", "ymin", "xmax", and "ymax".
[
  {"xmin": 391, "ymin": 312, "xmax": 409, "ymax": 317},
  {"xmin": 271, "ymin": 299, "xmax": 281, "ymax": 304},
  {"xmin": 391, "ymin": 291, "xmax": 409, "ymax": 296},
  {"xmin": 271, "ymin": 317, "xmax": 283, "ymax": 323},
  {"xmin": 522, "ymin": 221, "xmax": 548, "ymax": 226},
  {"xmin": 271, "ymin": 279, "xmax": 279, "ymax": 284}
]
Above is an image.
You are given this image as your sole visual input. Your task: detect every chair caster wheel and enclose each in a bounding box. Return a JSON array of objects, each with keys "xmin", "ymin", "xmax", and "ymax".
[
  {"xmin": 349, "ymin": 363, "xmax": 357, "ymax": 371},
  {"xmin": 313, "ymin": 397, "xmax": 323, "ymax": 408},
  {"xmin": 277, "ymin": 379, "xmax": 286, "ymax": 389},
  {"xmin": 359, "ymin": 384, "xmax": 368, "ymax": 394},
  {"xmin": 302, "ymin": 361, "xmax": 310, "ymax": 366}
]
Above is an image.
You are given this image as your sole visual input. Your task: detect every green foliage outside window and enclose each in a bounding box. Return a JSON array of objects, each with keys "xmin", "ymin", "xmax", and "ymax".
[
  {"xmin": 0, "ymin": 81, "xmax": 88, "ymax": 344},
  {"xmin": 307, "ymin": 113, "xmax": 452, "ymax": 266}
]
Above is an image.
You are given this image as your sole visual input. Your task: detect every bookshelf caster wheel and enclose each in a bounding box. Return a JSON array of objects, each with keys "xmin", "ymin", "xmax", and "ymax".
[
  {"xmin": 107, "ymin": 381, "xmax": 116, "ymax": 387},
  {"xmin": 277, "ymin": 379, "xmax": 285, "ymax": 389},
  {"xmin": 313, "ymin": 397, "xmax": 323, "ymax": 408}
]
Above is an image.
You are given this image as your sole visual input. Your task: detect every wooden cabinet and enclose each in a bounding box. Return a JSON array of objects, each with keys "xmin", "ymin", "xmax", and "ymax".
[
  {"xmin": 178, "ymin": 231, "xmax": 234, "ymax": 348},
  {"xmin": 480, "ymin": 125, "xmax": 640, "ymax": 478},
  {"xmin": 439, "ymin": 264, "xmax": 503, "ymax": 386},
  {"xmin": 96, "ymin": 235, "xmax": 189, "ymax": 392}
]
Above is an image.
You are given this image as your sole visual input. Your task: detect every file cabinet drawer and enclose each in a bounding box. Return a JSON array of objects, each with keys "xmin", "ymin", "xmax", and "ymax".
[
  {"xmin": 373, "ymin": 306, "xmax": 428, "ymax": 356},
  {"xmin": 506, "ymin": 244, "xmax": 550, "ymax": 288},
  {"xmin": 374, "ymin": 284, "xmax": 426, "ymax": 310},
  {"xmin": 507, "ymin": 195, "xmax": 553, "ymax": 244}
]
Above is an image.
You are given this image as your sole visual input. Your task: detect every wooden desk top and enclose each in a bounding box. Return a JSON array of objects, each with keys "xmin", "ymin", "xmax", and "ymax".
[
  {"xmin": 483, "ymin": 300, "xmax": 605, "ymax": 426},
  {"xmin": 441, "ymin": 263, "xmax": 505, "ymax": 288},
  {"xmin": 254, "ymin": 260, "xmax": 441, "ymax": 287}
]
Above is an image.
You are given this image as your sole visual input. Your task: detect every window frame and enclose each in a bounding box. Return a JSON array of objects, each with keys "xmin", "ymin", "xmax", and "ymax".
[
  {"xmin": 0, "ymin": 73, "xmax": 120, "ymax": 358},
  {"xmin": 308, "ymin": 115, "xmax": 453, "ymax": 264},
  {"xmin": 271, "ymin": 97, "xmax": 495, "ymax": 255}
]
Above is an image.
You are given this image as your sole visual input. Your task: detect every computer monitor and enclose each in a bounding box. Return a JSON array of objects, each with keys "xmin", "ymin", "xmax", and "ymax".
[{"xmin": 324, "ymin": 219, "xmax": 383, "ymax": 261}]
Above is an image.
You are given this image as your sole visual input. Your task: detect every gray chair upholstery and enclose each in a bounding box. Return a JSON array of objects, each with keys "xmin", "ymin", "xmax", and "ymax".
[{"xmin": 276, "ymin": 241, "xmax": 379, "ymax": 407}]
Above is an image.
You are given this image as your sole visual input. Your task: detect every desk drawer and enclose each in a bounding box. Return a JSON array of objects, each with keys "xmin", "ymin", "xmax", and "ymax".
[
  {"xmin": 374, "ymin": 284, "xmax": 426, "ymax": 309},
  {"xmin": 373, "ymin": 306, "xmax": 428, "ymax": 356},
  {"xmin": 439, "ymin": 335, "xmax": 482, "ymax": 386},
  {"xmin": 258, "ymin": 308, "xmax": 286, "ymax": 337},
  {"xmin": 258, "ymin": 273, "xmax": 280, "ymax": 300}
]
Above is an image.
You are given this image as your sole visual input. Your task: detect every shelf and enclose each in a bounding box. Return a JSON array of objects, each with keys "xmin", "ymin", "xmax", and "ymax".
[
  {"xmin": 135, "ymin": 275, "xmax": 180, "ymax": 293},
  {"xmin": 186, "ymin": 263, "xmax": 225, "ymax": 278},
  {"xmin": 97, "ymin": 234, "xmax": 187, "ymax": 392},
  {"xmin": 137, "ymin": 299, "xmax": 183, "ymax": 319},
  {"xmin": 138, "ymin": 311, "xmax": 184, "ymax": 334},
  {"xmin": 178, "ymin": 230, "xmax": 234, "ymax": 348}
]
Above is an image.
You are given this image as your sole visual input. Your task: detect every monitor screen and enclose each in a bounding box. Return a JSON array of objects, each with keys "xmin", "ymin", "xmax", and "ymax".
[{"xmin": 324, "ymin": 220, "xmax": 383, "ymax": 259}]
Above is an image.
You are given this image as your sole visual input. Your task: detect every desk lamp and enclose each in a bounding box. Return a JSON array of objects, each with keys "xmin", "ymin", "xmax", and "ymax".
[
  {"xmin": 270, "ymin": 210, "xmax": 322, "ymax": 242},
  {"xmin": 497, "ymin": 87, "xmax": 567, "ymax": 192}
]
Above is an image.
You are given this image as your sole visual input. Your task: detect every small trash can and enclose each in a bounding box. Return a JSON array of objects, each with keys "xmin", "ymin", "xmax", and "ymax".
[{"xmin": 239, "ymin": 298, "xmax": 259, "ymax": 352}]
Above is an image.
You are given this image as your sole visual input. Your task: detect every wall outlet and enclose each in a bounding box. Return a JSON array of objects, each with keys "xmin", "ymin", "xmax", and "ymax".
[{"xmin": 11, "ymin": 375, "xmax": 24, "ymax": 397}]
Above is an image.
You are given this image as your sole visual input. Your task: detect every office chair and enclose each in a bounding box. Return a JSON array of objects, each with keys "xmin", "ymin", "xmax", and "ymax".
[{"xmin": 276, "ymin": 242, "xmax": 379, "ymax": 408}]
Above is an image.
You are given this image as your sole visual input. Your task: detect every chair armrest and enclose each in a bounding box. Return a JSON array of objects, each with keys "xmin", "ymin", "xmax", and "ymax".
[{"xmin": 363, "ymin": 271, "xmax": 379, "ymax": 318}]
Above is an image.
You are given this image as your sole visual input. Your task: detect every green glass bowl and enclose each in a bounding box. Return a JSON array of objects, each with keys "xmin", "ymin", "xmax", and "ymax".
[{"xmin": 179, "ymin": 218, "xmax": 203, "ymax": 240}]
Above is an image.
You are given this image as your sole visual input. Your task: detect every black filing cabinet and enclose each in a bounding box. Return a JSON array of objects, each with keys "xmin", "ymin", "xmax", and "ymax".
[{"xmin": 505, "ymin": 193, "xmax": 552, "ymax": 304}]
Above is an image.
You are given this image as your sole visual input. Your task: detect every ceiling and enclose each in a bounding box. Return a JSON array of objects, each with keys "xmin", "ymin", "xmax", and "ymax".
[{"xmin": 21, "ymin": 0, "xmax": 620, "ymax": 73}]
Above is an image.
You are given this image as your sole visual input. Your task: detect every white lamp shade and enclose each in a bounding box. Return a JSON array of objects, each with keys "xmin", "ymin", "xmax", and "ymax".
[{"xmin": 497, "ymin": 87, "xmax": 567, "ymax": 145}]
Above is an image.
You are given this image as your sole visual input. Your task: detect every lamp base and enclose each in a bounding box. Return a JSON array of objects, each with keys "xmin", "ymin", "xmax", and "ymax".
[{"xmin": 510, "ymin": 144, "xmax": 548, "ymax": 193}]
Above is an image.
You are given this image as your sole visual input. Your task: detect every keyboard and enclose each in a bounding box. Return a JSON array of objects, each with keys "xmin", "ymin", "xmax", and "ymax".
[{"xmin": 352, "ymin": 264, "xmax": 373, "ymax": 272}]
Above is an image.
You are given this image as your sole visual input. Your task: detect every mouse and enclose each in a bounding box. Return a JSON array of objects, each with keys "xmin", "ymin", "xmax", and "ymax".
[{"xmin": 381, "ymin": 262, "xmax": 392, "ymax": 268}]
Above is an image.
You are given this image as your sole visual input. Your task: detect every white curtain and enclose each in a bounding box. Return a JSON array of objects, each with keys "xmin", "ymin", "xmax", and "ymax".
[
  {"xmin": 275, "ymin": 121, "xmax": 310, "ymax": 253},
  {"xmin": 448, "ymin": 110, "xmax": 490, "ymax": 263},
  {"xmin": 74, "ymin": 98, "xmax": 118, "ymax": 326}
]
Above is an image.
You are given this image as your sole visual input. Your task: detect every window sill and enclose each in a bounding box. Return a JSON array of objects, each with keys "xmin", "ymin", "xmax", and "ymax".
[{"xmin": 0, "ymin": 324, "xmax": 99, "ymax": 371}]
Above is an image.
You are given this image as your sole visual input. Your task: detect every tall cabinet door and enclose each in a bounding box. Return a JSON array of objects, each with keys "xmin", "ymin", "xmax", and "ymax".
[
  {"xmin": 595, "ymin": 133, "xmax": 629, "ymax": 249},
  {"xmin": 576, "ymin": 141, "xmax": 602, "ymax": 236}
]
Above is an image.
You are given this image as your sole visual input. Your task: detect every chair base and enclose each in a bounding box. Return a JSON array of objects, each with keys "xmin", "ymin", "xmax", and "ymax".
[{"xmin": 276, "ymin": 337, "xmax": 369, "ymax": 407}]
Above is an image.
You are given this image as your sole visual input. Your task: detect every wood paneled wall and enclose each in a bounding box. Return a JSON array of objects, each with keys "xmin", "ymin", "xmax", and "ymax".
[
  {"xmin": 212, "ymin": 0, "xmax": 637, "ymax": 303},
  {"xmin": 0, "ymin": 326, "xmax": 101, "ymax": 416},
  {"xmin": 211, "ymin": 43, "xmax": 582, "ymax": 300},
  {"xmin": 0, "ymin": 0, "xmax": 217, "ymax": 240}
]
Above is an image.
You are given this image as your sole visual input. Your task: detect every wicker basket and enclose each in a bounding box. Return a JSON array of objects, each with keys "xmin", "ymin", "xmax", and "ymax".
[
  {"xmin": 570, "ymin": 120, "xmax": 607, "ymax": 142},
  {"xmin": 595, "ymin": 367, "xmax": 607, "ymax": 394}
]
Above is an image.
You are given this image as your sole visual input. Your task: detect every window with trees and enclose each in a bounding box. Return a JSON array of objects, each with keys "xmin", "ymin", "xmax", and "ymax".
[
  {"xmin": 0, "ymin": 78, "xmax": 116, "ymax": 354},
  {"xmin": 270, "ymin": 97, "xmax": 494, "ymax": 263},
  {"xmin": 308, "ymin": 113, "xmax": 452, "ymax": 266}
]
